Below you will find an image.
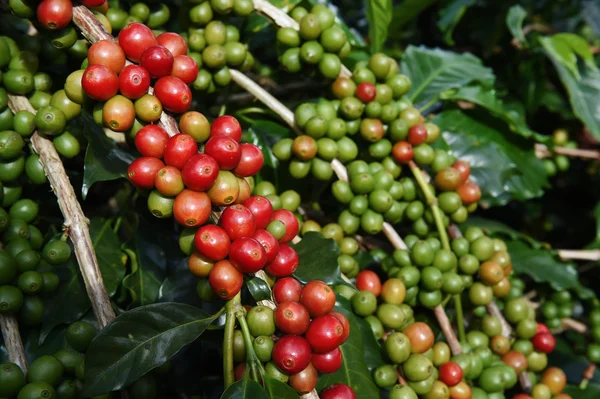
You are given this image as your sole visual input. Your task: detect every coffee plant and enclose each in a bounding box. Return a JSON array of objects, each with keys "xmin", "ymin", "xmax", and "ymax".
[{"xmin": 1, "ymin": 0, "xmax": 600, "ymax": 398}]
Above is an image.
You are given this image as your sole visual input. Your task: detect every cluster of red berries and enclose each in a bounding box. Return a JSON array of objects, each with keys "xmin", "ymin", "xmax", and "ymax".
[
  {"xmin": 82, "ymin": 23, "xmax": 197, "ymax": 131},
  {"xmin": 271, "ymin": 279, "xmax": 350, "ymax": 392},
  {"xmin": 532, "ymin": 323, "xmax": 556, "ymax": 354}
]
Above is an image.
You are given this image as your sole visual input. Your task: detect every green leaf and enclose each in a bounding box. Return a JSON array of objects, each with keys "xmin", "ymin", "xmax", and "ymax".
[
  {"xmin": 541, "ymin": 35, "xmax": 600, "ymax": 140},
  {"xmin": 401, "ymin": 46, "xmax": 495, "ymax": 104},
  {"xmin": 83, "ymin": 303, "xmax": 223, "ymax": 396},
  {"xmin": 366, "ymin": 0, "xmax": 393, "ymax": 53},
  {"xmin": 291, "ymin": 232, "xmax": 341, "ymax": 285},
  {"xmin": 549, "ymin": 336, "xmax": 593, "ymax": 385},
  {"xmin": 263, "ymin": 375, "xmax": 299, "ymax": 399},
  {"xmin": 315, "ymin": 299, "xmax": 380, "ymax": 398},
  {"xmin": 91, "ymin": 218, "xmax": 126, "ymax": 296},
  {"xmin": 76, "ymin": 112, "xmax": 136, "ymax": 199},
  {"xmin": 246, "ymin": 120, "xmax": 293, "ymax": 185},
  {"xmin": 507, "ymin": 240, "xmax": 594, "ymax": 299},
  {"xmin": 437, "ymin": 0, "xmax": 476, "ymax": 45},
  {"xmin": 390, "ymin": 0, "xmax": 438, "ymax": 37},
  {"xmin": 506, "ymin": 5, "xmax": 527, "ymax": 45},
  {"xmin": 564, "ymin": 384, "xmax": 600, "ymax": 399},
  {"xmin": 122, "ymin": 217, "xmax": 167, "ymax": 308},
  {"xmin": 440, "ymin": 86, "xmax": 546, "ymax": 142},
  {"xmin": 221, "ymin": 374, "xmax": 268, "ymax": 399},
  {"xmin": 540, "ymin": 34, "xmax": 597, "ymax": 79},
  {"xmin": 246, "ymin": 277, "xmax": 272, "ymax": 302},
  {"xmin": 463, "ymin": 216, "xmax": 542, "ymax": 248},
  {"xmin": 432, "ymin": 110, "xmax": 548, "ymax": 206}
]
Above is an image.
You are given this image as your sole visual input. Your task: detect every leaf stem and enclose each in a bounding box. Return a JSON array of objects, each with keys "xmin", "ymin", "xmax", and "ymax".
[{"xmin": 224, "ymin": 293, "xmax": 242, "ymax": 389}]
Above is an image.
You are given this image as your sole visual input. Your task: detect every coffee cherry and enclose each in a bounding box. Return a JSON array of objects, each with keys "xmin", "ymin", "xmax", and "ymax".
[
  {"xmin": 243, "ymin": 196, "xmax": 273, "ymax": 229},
  {"xmin": 435, "ymin": 168, "xmax": 462, "ymax": 191},
  {"xmin": 88, "ymin": 40, "xmax": 126, "ymax": 74},
  {"xmin": 541, "ymin": 367, "xmax": 566, "ymax": 394},
  {"xmin": 270, "ymin": 209, "xmax": 299, "ymax": 243},
  {"xmin": 119, "ymin": 65, "xmax": 151, "ymax": 100},
  {"xmin": 355, "ymin": 270, "xmax": 382, "ymax": 296},
  {"xmin": 502, "ymin": 350, "xmax": 528, "ymax": 373},
  {"xmin": 392, "ymin": 141, "xmax": 413, "ymax": 164},
  {"xmin": 330, "ymin": 311, "xmax": 350, "ymax": 344},
  {"xmin": 275, "ymin": 301, "xmax": 310, "ymax": 335},
  {"xmin": 37, "ymin": 0, "xmax": 72, "ymax": 29},
  {"xmin": 265, "ymin": 244, "xmax": 298, "ymax": 277},
  {"xmin": 452, "ymin": 160, "xmax": 471, "ymax": 183},
  {"xmin": 169, "ymin": 55, "xmax": 198, "ymax": 84},
  {"xmin": 188, "ymin": 253, "xmax": 214, "ymax": 277},
  {"xmin": 194, "ymin": 225, "xmax": 230, "ymax": 261},
  {"xmin": 403, "ymin": 322, "xmax": 434, "ymax": 354},
  {"xmin": 273, "ymin": 277, "xmax": 302, "ymax": 304},
  {"xmin": 320, "ymin": 384, "xmax": 356, "ymax": 399},
  {"xmin": 204, "ymin": 135, "xmax": 241, "ymax": 171},
  {"xmin": 408, "ymin": 124, "xmax": 428, "ymax": 146},
  {"xmin": 210, "ymin": 115, "xmax": 242, "ymax": 142},
  {"xmin": 300, "ymin": 280, "xmax": 336, "ymax": 317},
  {"xmin": 229, "ymin": 237, "xmax": 267, "ymax": 273},
  {"xmin": 128, "ymin": 157, "xmax": 164, "ymax": 189},
  {"xmin": 251, "ymin": 229, "xmax": 279, "ymax": 263},
  {"xmin": 532, "ymin": 333, "xmax": 556, "ymax": 354},
  {"xmin": 156, "ymin": 32, "xmax": 187, "ymax": 57},
  {"xmin": 165, "ymin": 134, "xmax": 199, "ymax": 170},
  {"xmin": 154, "ymin": 76, "xmax": 192, "ymax": 113},
  {"xmin": 219, "ymin": 204, "xmax": 256, "ymax": 240},
  {"xmin": 118, "ymin": 23, "xmax": 158, "ymax": 63},
  {"xmin": 457, "ymin": 181, "xmax": 481, "ymax": 205},
  {"xmin": 305, "ymin": 314, "xmax": 344, "ymax": 353},
  {"xmin": 232, "ymin": 143, "xmax": 264, "ymax": 177},
  {"xmin": 312, "ymin": 347, "xmax": 342, "ymax": 374},
  {"xmin": 356, "ymin": 82, "xmax": 376, "ymax": 103},
  {"xmin": 82, "ymin": 64, "xmax": 118, "ymax": 101},
  {"xmin": 272, "ymin": 335, "xmax": 312, "ymax": 374},
  {"xmin": 208, "ymin": 259, "xmax": 243, "ymax": 299},
  {"xmin": 154, "ymin": 166, "xmax": 184, "ymax": 196},
  {"xmin": 173, "ymin": 190, "xmax": 211, "ymax": 226},
  {"xmin": 438, "ymin": 362, "xmax": 463, "ymax": 387},
  {"xmin": 135, "ymin": 125, "xmax": 169, "ymax": 158},
  {"xmin": 181, "ymin": 153, "xmax": 219, "ymax": 192}
]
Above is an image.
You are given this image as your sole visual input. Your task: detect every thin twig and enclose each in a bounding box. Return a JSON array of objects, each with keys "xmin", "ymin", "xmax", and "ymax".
[
  {"xmin": 557, "ymin": 249, "xmax": 600, "ymax": 261},
  {"xmin": 534, "ymin": 143, "xmax": 600, "ymax": 161},
  {"xmin": 0, "ymin": 315, "xmax": 27, "ymax": 372},
  {"xmin": 433, "ymin": 305, "xmax": 462, "ymax": 355},
  {"xmin": 8, "ymin": 95, "xmax": 116, "ymax": 327}
]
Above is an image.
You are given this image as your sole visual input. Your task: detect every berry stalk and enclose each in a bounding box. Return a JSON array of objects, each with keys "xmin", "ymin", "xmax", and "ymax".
[{"xmin": 223, "ymin": 294, "xmax": 241, "ymax": 388}]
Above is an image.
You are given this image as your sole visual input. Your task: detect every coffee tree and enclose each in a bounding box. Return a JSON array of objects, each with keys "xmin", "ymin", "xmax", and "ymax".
[{"xmin": 0, "ymin": 0, "xmax": 599, "ymax": 398}]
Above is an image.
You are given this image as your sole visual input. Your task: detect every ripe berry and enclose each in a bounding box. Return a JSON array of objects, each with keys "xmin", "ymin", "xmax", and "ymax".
[
  {"xmin": 305, "ymin": 314, "xmax": 344, "ymax": 353},
  {"xmin": 435, "ymin": 167, "xmax": 462, "ymax": 191},
  {"xmin": 355, "ymin": 270, "xmax": 382, "ymax": 296},
  {"xmin": 128, "ymin": 157, "xmax": 164, "ymax": 189},
  {"xmin": 312, "ymin": 347, "xmax": 342, "ymax": 374},
  {"xmin": 289, "ymin": 363, "xmax": 318, "ymax": 394},
  {"xmin": 232, "ymin": 143, "xmax": 264, "ymax": 177},
  {"xmin": 156, "ymin": 32, "xmax": 188, "ymax": 57},
  {"xmin": 275, "ymin": 301, "xmax": 311, "ymax": 335},
  {"xmin": 188, "ymin": 253, "xmax": 214, "ymax": 277},
  {"xmin": 164, "ymin": 134, "xmax": 199, "ymax": 170},
  {"xmin": 270, "ymin": 209, "xmax": 299, "ymax": 243},
  {"xmin": 502, "ymin": 350, "xmax": 528, "ymax": 373},
  {"xmin": 300, "ymin": 280, "xmax": 336, "ymax": 317},
  {"xmin": 140, "ymin": 45, "xmax": 174, "ymax": 79},
  {"xmin": 135, "ymin": 125, "xmax": 169, "ymax": 158},
  {"xmin": 320, "ymin": 384, "xmax": 356, "ymax": 399},
  {"xmin": 403, "ymin": 322, "xmax": 435, "ymax": 353},
  {"xmin": 537, "ymin": 323, "xmax": 550, "ymax": 334},
  {"xmin": 80, "ymin": 0, "xmax": 105, "ymax": 7},
  {"xmin": 103, "ymin": 95, "xmax": 136, "ymax": 132},
  {"xmin": 452, "ymin": 160, "xmax": 471, "ymax": 183},
  {"xmin": 82, "ymin": 64, "xmax": 118, "ymax": 101},
  {"xmin": 392, "ymin": 141, "xmax": 413, "ymax": 164},
  {"xmin": 438, "ymin": 361, "xmax": 463, "ymax": 387},
  {"xmin": 173, "ymin": 190, "xmax": 211, "ymax": 227},
  {"xmin": 88, "ymin": 40, "xmax": 126, "ymax": 74},
  {"xmin": 457, "ymin": 180, "xmax": 481, "ymax": 205},
  {"xmin": 37, "ymin": 0, "xmax": 72, "ymax": 29},
  {"xmin": 154, "ymin": 76, "xmax": 192, "ymax": 114},
  {"xmin": 219, "ymin": 204, "xmax": 256, "ymax": 240},
  {"xmin": 330, "ymin": 311, "xmax": 350, "ymax": 344},
  {"xmin": 243, "ymin": 196, "xmax": 273, "ymax": 230},
  {"xmin": 204, "ymin": 135, "xmax": 242, "ymax": 171},
  {"xmin": 211, "ymin": 115, "xmax": 242, "ymax": 142},
  {"xmin": 408, "ymin": 124, "xmax": 428, "ymax": 146},
  {"xmin": 194, "ymin": 225, "xmax": 230, "ymax": 261},
  {"xmin": 181, "ymin": 153, "xmax": 219, "ymax": 191},
  {"xmin": 251, "ymin": 229, "xmax": 280, "ymax": 263},
  {"xmin": 273, "ymin": 277, "xmax": 302, "ymax": 304},
  {"xmin": 208, "ymin": 259, "xmax": 243, "ymax": 300},
  {"xmin": 171, "ymin": 55, "xmax": 199, "ymax": 85},
  {"xmin": 355, "ymin": 82, "xmax": 376, "ymax": 103},
  {"xmin": 119, "ymin": 65, "xmax": 151, "ymax": 100},
  {"xmin": 118, "ymin": 23, "xmax": 158, "ymax": 63},
  {"xmin": 272, "ymin": 335, "xmax": 312, "ymax": 374},
  {"xmin": 265, "ymin": 244, "xmax": 299, "ymax": 277},
  {"xmin": 229, "ymin": 237, "xmax": 267, "ymax": 273},
  {"xmin": 532, "ymin": 332, "xmax": 556, "ymax": 353},
  {"xmin": 154, "ymin": 166, "xmax": 184, "ymax": 196}
]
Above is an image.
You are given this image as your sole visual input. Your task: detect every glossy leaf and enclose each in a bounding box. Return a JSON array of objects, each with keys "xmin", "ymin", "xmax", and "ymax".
[
  {"xmin": 401, "ymin": 46, "xmax": 495, "ymax": 104},
  {"xmin": 291, "ymin": 232, "xmax": 341, "ymax": 285},
  {"xmin": 246, "ymin": 120, "xmax": 292, "ymax": 184},
  {"xmin": 76, "ymin": 112, "xmax": 136, "ymax": 199},
  {"xmin": 246, "ymin": 277, "xmax": 272, "ymax": 302},
  {"xmin": 221, "ymin": 374, "xmax": 269, "ymax": 399},
  {"xmin": 83, "ymin": 303, "xmax": 223, "ymax": 396},
  {"xmin": 506, "ymin": 4, "xmax": 527, "ymax": 44},
  {"xmin": 541, "ymin": 35, "xmax": 600, "ymax": 140},
  {"xmin": 540, "ymin": 34, "xmax": 597, "ymax": 79},
  {"xmin": 263, "ymin": 375, "xmax": 299, "ymax": 399},
  {"xmin": 432, "ymin": 110, "xmax": 548, "ymax": 206},
  {"xmin": 437, "ymin": 0, "xmax": 476, "ymax": 45},
  {"xmin": 366, "ymin": 0, "xmax": 392, "ymax": 53},
  {"xmin": 91, "ymin": 218, "xmax": 127, "ymax": 296}
]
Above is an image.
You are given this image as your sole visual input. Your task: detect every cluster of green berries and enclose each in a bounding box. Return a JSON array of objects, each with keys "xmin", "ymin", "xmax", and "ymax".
[{"xmin": 543, "ymin": 129, "xmax": 576, "ymax": 177}]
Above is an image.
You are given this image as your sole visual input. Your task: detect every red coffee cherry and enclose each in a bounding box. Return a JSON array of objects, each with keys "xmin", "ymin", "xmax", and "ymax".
[
  {"xmin": 232, "ymin": 143, "xmax": 264, "ymax": 177},
  {"xmin": 407, "ymin": 124, "xmax": 428, "ymax": 146},
  {"xmin": 208, "ymin": 259, "xmax": 243, "ymax": 300},
  {"xmin": 228, "ymin": 237, "xmax": 267, "ymax": 273},
  {"xmin": 79, "ymin": 0, "xmax": 106, "ymax": 7},
  {"xmin": 403, "ymin": 322, "xmax": 435, "ymax": 354},
  {"xmin": 164, "ymin": 134, "xmax": 199, "ymax": 170},
  {"xmin": 502, "ymin": 350, "xmax": 528, "ymax": 374},
  {"xmin": 219, "ymin": 204, "xmax": 256, "ymax": 240},
  {"xmin": 439, "ymin": 361, "xmax": 463, "ymax": 387},
  {"xmin": 264, "ymin": 244, "xmax": 299, "ymax": 277},
  {"xmin": 119, "ymin": 65, "xmax": 151, "ymax": 100},
  {"xmin": 154, "ymin": 166, "xmax": 184, "ymax": 196},
  {"xmin": 251, "ymin": 229, "xmax": 280, "ymax": 263},
  {"xmin": 173, "ymin": 189, "xmax": 211, "ymax": 227},
  {"xmin": 532, "ymin": 332, "xmax": 556, "ymax": 354},
  {"xmin": 181, "ymin": 153, "xmax": 219, "ymax": 192},
  {"xmin": 435, "ymin": 167, "xmax": 462, "ymax": 192},
  {"xmin": 273, "ymin": 277, "xmax": 302, "ymax": 304},
  {"xmin": 275, "ymin": 301, "xmax": 311, "ymax": 335},
  {"xmin": 537, "ymin": 323, "xmax": 550, "ymax": 334},
  {"xmin": 204, "ymin": 135, "xmax": 242, "ymax": 171},
  {"xmin": 210, "ymin": 115, "xmax": 242, "ymax": 142},
  {"xmin": 82, "ymin": 64, "xmax": 118, "ymax": 101},
  {"xmin": 37, "ymin": 0, "xmax": 72, "ymax": 30},
  {"xmin": 289, "ymin": 363, "xmax": 318, "ymax": 394},
  {"xmin": 140, "ymin": 45, "xmax": 174, "ymax": 79},
  {"xmin": 243, "ymin": 196, "xmax": 273, "ymax": 230},
  {"xmin": 135, "ymin": 125, "xmax": 169, "ymax": 158},
  {"xmin": 156, "ymin": 32, "xmax": 188, "ymax": 57},
  {"xmin": 194, "ymin": 225, "xmax": 230, "ymax": 261},
  {"xmin": 171, "ymin": 55, "xmax": 199, "ymax": 85},
  {"xmin": 272, "ymin": 335, "xmax": 312, "ymax": 375},
  {"xmin": 312, "ymin": 347, "xmax": 342, "ymax": 374},
  {"xmin": 330, "ymin": 311, "xmax": 350, "ymax": 345},
  {"xmin": 270, "ymin": 209, "xmax": 299, "ymax": 244},
  {"xmin": 300, "ymin": 280, "xmax": 336, "ymax": 317},
  {"xmin": 355, "ymin": 82, "xmax": 376, "ymax": 103},
  {"xmin": 452, "ymin": 160, "xmax": 471, "ymax": 183},
  {"xmin": 118, "ymin": 23, "xmax": 158, "ymax": 63},
  {"xmin": 154, "ymin": 76, "xmax": 193, "ymax": 114},
  {"xmin": 305, "ymin": 314, "xmax": 345, "ymax": 353},
  {"xmin": 392, "ymin": 141, "xmax": 413, "ymax": 164},
  {"xmin": 320, "ymin": 384, "xmax": 356, "ymax": 399},
  {"xmin": 88, "ymin": 40, "xmax": 126, "ymax": 74},
  {"xmin": 355, "ymin": 270, "xmax": 382, "ymax": 296},
  {"xmin": 457, "ymin": 180, "xmax": 482, "ymax": 205},
  {"xmin": 127, "ymin": 157, "xmax": 164, "ymax": 189}
]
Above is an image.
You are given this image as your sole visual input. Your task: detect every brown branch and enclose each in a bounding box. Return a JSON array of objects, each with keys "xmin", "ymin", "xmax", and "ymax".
[
  {"xmin": 534, "ymin": 143, "xmax": 600, "ymax": 161},
  {"xmin": 433, "ymin": 305, "xmax": 462, "ymax": 355},
  {"xmin": 8, "ymin": 95, "xmax": 116, "ymax": 327},
  {"xmin": 71, "ymin": 5, "xmax": 180, "ymax": 137},
  {"xmin": 0, "ymin": 315, "xmax": 27, "ymax": 372}
]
